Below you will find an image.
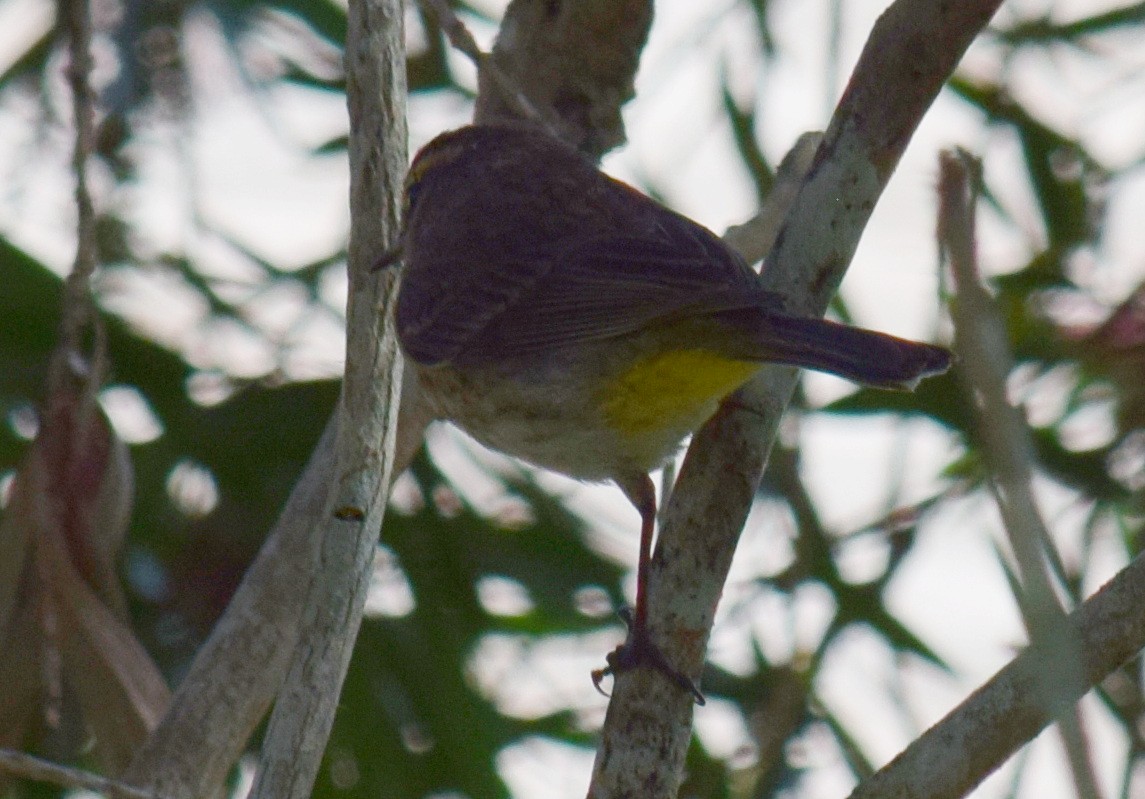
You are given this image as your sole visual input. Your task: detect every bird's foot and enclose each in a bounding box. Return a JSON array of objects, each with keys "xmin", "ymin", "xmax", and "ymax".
[{"xmin": 591, "ymin": 607, "xmax": 705, "ymax": 705}]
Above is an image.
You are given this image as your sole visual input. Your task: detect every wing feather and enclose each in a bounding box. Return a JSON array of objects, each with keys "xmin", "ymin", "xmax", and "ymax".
[{"xmin": 397, "ymin": 163, "xmax": 772, "ymax": 366}]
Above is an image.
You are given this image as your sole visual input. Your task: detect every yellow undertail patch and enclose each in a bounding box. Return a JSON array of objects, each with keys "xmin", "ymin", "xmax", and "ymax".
[{"xmin": 601, "ymin": 349, "xmax": 758, "ymax": 437}]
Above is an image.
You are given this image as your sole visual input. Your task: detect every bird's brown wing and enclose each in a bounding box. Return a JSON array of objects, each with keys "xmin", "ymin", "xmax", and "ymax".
[{"xmin": 397, "ymin": 218, "xmax": 772, "ymax": 367}]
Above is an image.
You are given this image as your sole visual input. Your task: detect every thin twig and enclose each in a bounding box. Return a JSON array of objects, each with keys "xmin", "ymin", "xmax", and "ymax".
[
  {"xmin": 34, "ymin": 0, "xmax": 103, "ymax": 747},
  {"xmin": 939, "ymin": 149, "xmax": 1102, "ymax": 799},
  {"xmin": 51, "ymin": 0, "xmax": 101, "ymax": 394},
  {"xmin": 0, "ymin": 749, "xmax": 161, "ymax": 799},
  {"xmin": 722, "ymin": 131, "xmax": 823, "ymax": 265},
  {"xmin": 416, "ymin": 0, "xmax": 566, "ymax": 142},
  {"xmin": 419, "ymin": 0, "xmax": 483, "ymax": 63},
  {"xmin": 940, "ymin": 150, "xmax": 1066, "ymax": 623}
]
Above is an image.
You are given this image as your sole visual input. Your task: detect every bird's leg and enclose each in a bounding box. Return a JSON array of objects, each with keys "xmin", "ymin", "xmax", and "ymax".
[
  {"xmin": 592, "ymin": 474, "xmax": 705, "ymax": 704},
  {"xmin": 631, "ymin": 472, "xmax": 656, "ymax": 633}
]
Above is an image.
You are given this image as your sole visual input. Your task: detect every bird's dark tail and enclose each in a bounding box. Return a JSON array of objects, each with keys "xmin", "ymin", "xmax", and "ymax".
[{"xmin": 720, "ymin": 308, "xmax": 952, "ymax": 390}]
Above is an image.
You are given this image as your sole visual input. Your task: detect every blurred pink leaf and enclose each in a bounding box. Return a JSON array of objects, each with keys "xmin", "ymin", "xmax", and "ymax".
[
  {"xmin": 0, "ymin": 382, "xmax": 169, "ymax": 776},
  {"xmin": 1069, "ymin": 283, "xmax": 1145, "ymax": 435}
]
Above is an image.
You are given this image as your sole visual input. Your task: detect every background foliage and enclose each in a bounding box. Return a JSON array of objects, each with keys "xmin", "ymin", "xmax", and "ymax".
[{"xmin": 1, "ymin": 0, "xmax": 1144, "ymax": 797}]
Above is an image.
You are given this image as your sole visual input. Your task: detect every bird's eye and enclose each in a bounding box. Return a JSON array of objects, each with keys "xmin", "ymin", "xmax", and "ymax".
[
  {"xmin": 404, "ymin": 135, "xmax": 467, "ymax": 217},
  {"xmin": 404, "ymin": 177, "xmax": 423, "ymax": 216}
]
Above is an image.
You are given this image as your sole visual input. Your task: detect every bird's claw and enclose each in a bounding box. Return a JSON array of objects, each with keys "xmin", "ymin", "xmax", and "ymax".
[{"xmin": 591, "ymin": 607, "xmax": 705, "ymax": 705}]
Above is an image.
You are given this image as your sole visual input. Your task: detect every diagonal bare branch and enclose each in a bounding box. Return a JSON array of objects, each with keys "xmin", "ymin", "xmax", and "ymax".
[
  {"xmin": 847, "ymin": 549, "xmax": 1145, "ymax": 799},
  {"xmin": 124, "ymin": 3, "xmax": 409, "ymax": 796},
  {"xmin": 589, "ymin": 1, "xmax": 1004, "ymax": 796},
  {"xmin": 247, "ymin": 0, "xmax": 406, "ymax": 795}
]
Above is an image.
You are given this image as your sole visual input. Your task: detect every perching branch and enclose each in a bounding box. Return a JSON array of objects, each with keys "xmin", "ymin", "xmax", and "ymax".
[{"xmin": 589, "ymin": 1, "xmax": 1005, "ymax": 797}]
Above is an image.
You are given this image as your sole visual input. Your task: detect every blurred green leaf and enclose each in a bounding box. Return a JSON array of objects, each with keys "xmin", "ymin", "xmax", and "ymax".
[
  {"xmin": 720, "ymin": 80, "xmax": 773, "ymax": 204},
  {"xmin": 994, "ymin": 2, "xmax": 1145, "ymax": 46},
  {"xmin": 950, "ymin": 77, "xmax": 1106, "ymax": 257}
]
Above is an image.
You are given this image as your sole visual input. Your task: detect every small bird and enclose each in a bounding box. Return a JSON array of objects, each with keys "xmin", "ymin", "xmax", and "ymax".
[{"xmin": 392, "ymin": 123, "xmax": 950, "ymax": 701}]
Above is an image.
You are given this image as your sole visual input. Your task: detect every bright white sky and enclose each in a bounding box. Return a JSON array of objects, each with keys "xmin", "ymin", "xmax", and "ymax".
[{"xmin": 1, "ymin": 0, "xmax": 1143, "ymax": 797}]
